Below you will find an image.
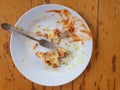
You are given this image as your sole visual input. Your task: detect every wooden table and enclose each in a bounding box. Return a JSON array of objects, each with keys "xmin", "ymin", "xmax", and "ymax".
[{"xmin": 0, "ymin": 0, "xmax": 120, "ymax": 90}]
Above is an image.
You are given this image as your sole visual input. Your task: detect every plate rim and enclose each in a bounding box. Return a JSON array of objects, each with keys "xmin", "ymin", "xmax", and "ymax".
[{"xmin": 10, "ymin": 4, "xmax": 93, "ymax": 86}]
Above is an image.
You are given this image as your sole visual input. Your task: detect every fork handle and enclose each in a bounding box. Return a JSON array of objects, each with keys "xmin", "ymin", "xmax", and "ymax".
[{"xmin": 1, "ymin": 23, "xmax": 39, "ymax": 42}]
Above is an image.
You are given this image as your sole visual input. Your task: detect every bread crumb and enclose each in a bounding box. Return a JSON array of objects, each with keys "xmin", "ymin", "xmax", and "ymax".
[{"xmin": 33, "ymin": 43, "xmax": 38, "ymax": 50}]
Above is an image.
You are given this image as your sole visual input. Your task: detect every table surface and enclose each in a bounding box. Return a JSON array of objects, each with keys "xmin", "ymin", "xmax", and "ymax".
[{"xmin": 0, "ymin": 0, "xmax": 120, "ymax": 90}]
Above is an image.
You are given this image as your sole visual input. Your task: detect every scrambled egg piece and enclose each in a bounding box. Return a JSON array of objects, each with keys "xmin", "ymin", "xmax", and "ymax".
[
  {"xmin": 36, "ymin": 47, "xmax": 70, "ymax": 68},
  {"xmin": 48, "ymin": 29, "xmax": 61, "ymax": 44}
]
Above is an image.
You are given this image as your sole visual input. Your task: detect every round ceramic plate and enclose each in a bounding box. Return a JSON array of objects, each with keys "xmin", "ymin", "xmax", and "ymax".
[{"xmin": 10, "ymin": 4, "xmax": 93, "ymax": 86}]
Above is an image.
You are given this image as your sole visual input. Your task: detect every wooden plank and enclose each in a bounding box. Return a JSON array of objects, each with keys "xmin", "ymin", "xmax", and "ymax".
[
  {"xmin": 31, "ymin": 0, "xmax": 39, "ymax": 7},
  {"xmin": 44, "ymin": 86, "xmax": 53, "ymax": 90},
  {"xmin": 32, "ymin": 82, "xmax": 43, "ymax": 90},
  {"xmin": 0, "ymin": 0, "xmax": 31, "ymax": 90},
  {"xmin": 53, "ymin": 86, "xmax": 61, "ymax": 90},
  {"xmin": 0, "ymin": 0, "xmax": 42, "ymax": 90},
  {"xmin": 97, "ymin": 0, "xmax": 120, "ymax": 90},
  {"xmin": 61, "ymin": 83, "xmax": 72, "ymax": 90}
]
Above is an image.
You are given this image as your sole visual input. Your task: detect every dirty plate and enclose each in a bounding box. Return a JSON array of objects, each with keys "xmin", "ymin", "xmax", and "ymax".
[{"xmin": 10, "ymin": 4, "xmax": 93, "ymax": 86}]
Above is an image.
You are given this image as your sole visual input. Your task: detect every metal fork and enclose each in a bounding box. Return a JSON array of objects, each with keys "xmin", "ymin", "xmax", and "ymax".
[{"xmin": 1, "ymin": 23, "xmax": 57, "ymax": 50}]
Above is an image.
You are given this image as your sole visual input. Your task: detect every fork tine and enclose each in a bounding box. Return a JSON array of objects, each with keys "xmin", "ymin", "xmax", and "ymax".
[
  {"xmin": 40, "ymin": 39, "xmax": 54, "ymax": 46},
  {"xmin": 41, "ymin": 42, "xmax": 56, "ymax": 50},
  {"xmin": 39, "ymin": 39, "xmax": 57, "ymax": 50}
]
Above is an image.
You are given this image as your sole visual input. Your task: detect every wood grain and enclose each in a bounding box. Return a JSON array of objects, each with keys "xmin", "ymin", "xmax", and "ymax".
[
  {"xmin": 98, "ymin": 0, "xmax": 120, "ymax": 90},
  {"xmin": 0, "ymin": 0, "xmax": 120, "ymax": 90}
]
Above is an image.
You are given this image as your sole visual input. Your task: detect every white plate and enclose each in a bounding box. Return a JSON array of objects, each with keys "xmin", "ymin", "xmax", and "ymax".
[{"xmin": 10, "ymin": 4, "xmax": 93, "ymax": 86}]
